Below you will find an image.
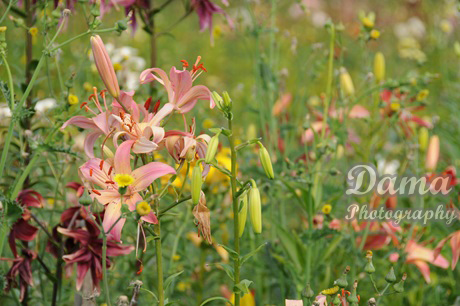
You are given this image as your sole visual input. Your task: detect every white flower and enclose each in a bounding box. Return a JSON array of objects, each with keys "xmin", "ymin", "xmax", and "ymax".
[
  {"xmin": 377, "ymin": 157, "xmax": 400, "ymax": 176},
  {"xmin": 35, "ymin": 98, "xmax": 57, "ymax": 114},
  {"xmin": 394, "ymin": 17, "xmax": 425, "ymax": 39},
  {"xmin": 0, "ymin": 105, "xmax": 12, "ymax": 119}
]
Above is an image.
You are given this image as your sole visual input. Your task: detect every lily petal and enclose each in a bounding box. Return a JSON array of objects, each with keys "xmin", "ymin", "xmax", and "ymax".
[{"xmin": 132, "ymin": 162, "xmax": 176, "ymax": 192}]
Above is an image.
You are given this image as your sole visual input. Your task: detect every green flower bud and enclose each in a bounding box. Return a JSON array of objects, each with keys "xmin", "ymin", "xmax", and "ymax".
[
  {"xmin": 385, "ymin": 266, "xmax": 397, "ymax": 283},
  {"xmin": 249, "ymin": 185, "xmax": 262, "ymax": 234},
  {"xmin": 301, "ymin": 283, "xmax": 315, "ymax": 299},
  {"xmin": 364, "ymin": 250, "xmax": 375, "ymax": 274},
  {"xmin": 116, "ymin": 20, "xmax": 128, "ymax": 32},
  {"xmin": 347, "ymin": 280, "xmax": 359, "ymax": 303},
  {"xmin": 91, "ymin": 199, "xmax": 105, "ymax": 213},
  {"xmin": 205, "ymin": 135, "xmax": 219, "ymax": 163},
  {"xmin": 191, "ymin": 165, "xmax": 203, "ymax": 205},
  {"xmin": 332, "ymin": 294, "xmax": 341, "ymax": 305},
  {"xmin": 334, "ymin": 266, "xmax": 350, "ymax": 288},
  {"xmin": 393, "ymin": 273, "xmax": 407, "ymax": 293},
  {"xmin": 222, "ymin": 91, "xmax": 232, "ymax": 109},
  {"xmin": 90, "ymin": 0, "xmax": 100, "ymax": 16},
  {"xmin": 79, "ymin": 191, "xmax": 93, "ymax": 206},
  {"xmin": 258, "ymin": 144, "xmax": 275, "ymax": 180},
  {"xmin": 238, "ymin": 194, "xmax": 248, "ymax": 237},
  {"xmin": 211, "ymin": 91, "xmax": 225, "ymax": 111},
  {"xmin": 118, "ymin": 186, "xmax": 128, "ymax": 195}
]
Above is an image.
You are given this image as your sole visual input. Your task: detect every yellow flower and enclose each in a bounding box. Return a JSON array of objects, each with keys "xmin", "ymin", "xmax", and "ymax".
[
  {"xmin": 136, "ymin": 201, "xmax": 151, "ymax": 216},
  {"xmin": 202, "ymin": 118, "xmax": 214, "ymax": 129},
  {"xmin": 47, "ymin": 198, "xmax": 55, "ymax": 206},
  {"xmin": 370, "ymin": 29, "xmax": 380, "ymax": 39},
  {"xmin": 113, "ymin": 63, "xmax": 123, "ymax": 71},
  {"xmin": 416, "ymin": 89, "xmax": 429, "ymax": 101},
  {"xmin": 29, "ymin": 27, "xmax": 39, "ymax": 37},
  {"xmin": 440, "ymin": 20, "xmax": 452, "ymax": 34},
  {"xmin": 322, "ymin": 204, "xmax": 332, "ymax": 215},
  {"xmin": 83, "ymin": 82, "xmax": 93, "ymax": 92},
  {"xmin": 177, "ymin": 281, "xmax": 191, "ymax": 292},
  {"xmin": 68, "ymin": 94, "xmax": 79, "ymax": 105},
  {"xmin": 230, "ymin": 292, "xmax": 255, "ymax": 306},
  {"xmin": 0, "ymin": 26, "xmax": 7, "ymax": 32},
  {"xmin": 213, "ymin": 26, "xmax": 223, "ymax": 39},
  {"xmin": 362, "ymin": 17, "xmax": 374, "ymax": 29},
  {"xmin": 172, "ymin": 254, "xmax": 181, "ymax": 261},
  {"xmin": 390, "ymin": 102, "xmax": 401, "ymax": 112},
  {"xmin": 114, "ymin": 174, "xmax": 135, "ymax": 187},
  {"xmin": 321, "ymin": 285, "xmax": 339, "ymax": 295}
]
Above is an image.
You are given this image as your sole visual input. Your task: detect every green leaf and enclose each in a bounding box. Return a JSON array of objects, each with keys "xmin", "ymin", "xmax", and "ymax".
[
  {"xmin": 217, "ymin": 263, "xmax": 234, "ymax": 281},
  {"xmin": 240, "ymin": 242, "xmax": 267, "ymax": 266},
  {"xmin": 164, "ymin": 270, "xmax": 184, "ymax": 291},
  {"xmin": 217, "ymin": 244, "xmax": 239, "ymax": 260},
  {"xmin": 200, "ymin": 297, "xmax": 233, "ymax": 306},
  {"xmin": 2, "ymin": 198, "xmax": 23, "ymax": 227},
  {"xmin": 234, "ymin": 279, "xmax": 253, "ymax": 295},
  {"xmin": 209, "ymin": 128, "xmax": 222, "ymax": 134},
  {"xmin": 276, "ymin": 225, "xmax": 304, "ymax": 271}
]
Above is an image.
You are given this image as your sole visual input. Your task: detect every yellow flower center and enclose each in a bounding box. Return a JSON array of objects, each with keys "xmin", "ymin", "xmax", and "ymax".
[
  {"xmin": 362, "ymin": 17, "xmax": 374, "ymax": 28},
  {"xmin": 390, "ymin": 102, "xmax": 401, "ymax": 112},
  {"xmin": 68, "ymin": 94, "xmax": 79, "ymax": 105},
  {"xmin": 29, "ymin": 27, "xmax": 38, "ymax": 37},
  {"xmin": 416, "ymin": 89, "xmax": 429, "ymax": 101},
  {"xmin": 370, "ymin": 29, "xmax": 380, "ymax": 39},
  {"xmin": 136, "ymin": 201, "xmax": 151, "ymax": 216},
  {"xmin": 113, "ymin": 63, "xmax": 123, "ymax": 71},
  {"xmin": 322, "ymin": 204, "xmax": 332, "ymax": 215},
  {"xmin": 114, "ymin": 173, "xmax": 135, "ymax": 187}
]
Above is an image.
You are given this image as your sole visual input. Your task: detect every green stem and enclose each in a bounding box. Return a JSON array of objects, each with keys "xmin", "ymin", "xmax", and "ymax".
[
  {"xmin": 0, "ymin": 0, "xmax": 13, "ymax": 23},
  {"xmin": 228, "ymin": 116, "xmax": 240, "ymax": 306},
  {"xmin": 154, "ymin": 219, "xmax": 164, "ymax": 305},
  {"xmin": 369, "ymin": 274, "xmax": 380, "ymax": 294},
  {"xmin": 102, "ymin": 228, "xmax": 111, "ymax": 306},
  {"xmin": 158, "ymin": 196, "xmax": 191, "ymax": 217},
  {"xmin": 377, "ymin": 283, "xmax": 391, "ymax": 304}
]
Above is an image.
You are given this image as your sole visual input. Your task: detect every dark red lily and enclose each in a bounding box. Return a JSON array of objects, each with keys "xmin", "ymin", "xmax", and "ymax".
[{"xmin": 0, "ymin": 249, "xmax": 37, "ymax": 301}]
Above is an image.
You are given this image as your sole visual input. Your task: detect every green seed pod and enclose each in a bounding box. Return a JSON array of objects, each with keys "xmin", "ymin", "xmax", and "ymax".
[
  {"xmin": 91, "ymin": 199, "xmax": 105, "ymax": 213},
  {"xmin": 249, "ymin": 186, "xmax": 262, "ymax": 234},
  {"xmin": 205, "ymin": 135, "xmax": 219, "ymax": 164},
  {"xmin": 116, "ymin": 20, "xmax": 128, "ymax": 32},
  {"xmin": 393, "ymin": 273, "xmax": 407, "ymax": 293},
  {"xmin": 332, "ymin": 294, "xmax": 341, "ymax": 305},
  {"xmin": 347, "ymin": 280, "xmax": 359, "ymax": 303},
  {"xmin": 385, "ymin": 266, "xmax": 397, "ymax": 283},
  {"xmin": 79, "ymin": 191, "xmax": 93, "ymax": 206},
  {"xmin": 365, "ymin": 261, "xmax": 376, "ymax": 274},
  {"xmin": 191, "ymin": 165, "xmax": 203, "ymax": 205},
  {"xmin": 334, "ymin": 266, "xmax": 350, "ymax": 288},
  {"xmin": 238, "ymin": 194, "xmax": 248, "ymax": 237},
  {"xmin": 301, "ymin": 283, "xmax": 315, "ymax": 299},
  {"xmin": 259, "ymin": 145, "xmax": 275, "ymax": 180}
]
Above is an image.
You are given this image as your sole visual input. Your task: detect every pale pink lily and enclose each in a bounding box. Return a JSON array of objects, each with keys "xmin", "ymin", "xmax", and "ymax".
[
  {"xmin": 164, "ymin": 118, "xmax": 211, "ymax": 175},
  {"xmin": 139, "ymin": 57, "xmax": 215, "ymax": 115},
  {"xmin": 389, "ymin": 239, "xmax": 449, "ymax": 283},
  {"xmin": 61, "ymin": 89, "xmax": 118, "ymax": 158},
  {"xmin": 434, "ymin": 229, "xmax": 460, "ymax": 270},
  {"xmin": 79, "ymin": 140, "xmax": 175, "ymax": 241}
]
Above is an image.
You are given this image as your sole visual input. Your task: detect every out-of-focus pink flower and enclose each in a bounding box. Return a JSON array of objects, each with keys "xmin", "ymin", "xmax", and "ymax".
[
  {"xmin": 353, "ymin": 221, "xmax": 401, "ymax": 250},
  {"xmin": 0, "ymin": 249, "xmax": 37, "ymax": 302},
  {"xmin": 425, "ymin": 135, "xmax": 439, "ymax": 171},
  {"xmin": 58, "ymin": 219, "xmax": 134, "ymax": 291},
  {"xmin": 79, "ymin": 140, "xmax": 175, "ymax": 241},
  {"xmin": 91, "ymin": 35, "xmax": 120, "ymax": 99},
  {"xmin": 434, "ymin": 230, "xmax": 460, "ymax": 270},
  {"xmin": 426, "ymin": 166, "xmax": 458, "ymax": 194},
  {"xmin": 140, "ymin": 57, "xmax": 215, "ymax": 114},
  {"xmin": 272, "ymin": 93, "xmax": 292, "ymax": 116},
  {"xmin": 191, "ymin": 0, "xmax": 233, "ymax": 43},
  {"xmin": 390, "ymin": 240, "xmax": 449, "ymax": 283},
  {"xmin": 164, "ymin": 118, "xmax": 211, "ymax": 175},
  {"xmin": 285, "ymin": 299, "xmax": 303, "ymax": 306}
]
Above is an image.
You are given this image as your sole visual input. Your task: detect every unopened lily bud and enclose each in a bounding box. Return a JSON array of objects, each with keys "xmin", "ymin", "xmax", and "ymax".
[
  {"xmin": 374, "ymin": 52, "xmax": 385, "ymax": 83},
  {"xmin": 191, "ymin": 165, "xmax": 203, "ymax": 205},
  {"xmin": 136, "ymin": 201, "xmax": 151, "ymax": 216},
  {"xmin": 205, "ymin": 134, "xmax": 219, "ymax": 163},
  {"xmin": 385, "ymin": 266, "xmax": 397, "ymax": 283},
  {"xmin": 90, "ymin": 35, "xmax": 120, "ymax": 99},
  {"xmin": 249, "ymin": 185, "xmax": 262, "ymax": 234},
  {"xmin": 340, "ymin": 68, "xmax": 355, "ymax": 97},
  {"xmin": 0, "ymin": 26, "xmax": 6, "ymax": 50},
  {"xmin": 211, "ymin": 91, "xmax": 224, "ymax": 111},
  {"xmin": 258, "ymin": 144, "xmax": 275, "ymax": 179},
  {"xmin": 418, "ymin": 127, "xmax": 429, "ymax": 151},
  {"xmin": 393, "ymin": 273, "xmax": 407, "ymax": 293},
  {"xmin": 222, "ymin": 91, "xmax": 232, "ymax": 109},
  {"xmin": 238, "ymin": 194, "xmax": 248, "ymax": 237},
  {"xmin": 425, "ymin": 135, "xmax": 439, "ymax": 171},
  {"xmin": 79, "ymin": 191, "xmax": 93, "ymax": 206},
  {"xmin": 334, "ymin": 266, "xmax": 350, "ymax": 288},
  {"xmin": 301, "ymin": 283, "xmax": 315, "ymax": 299}
]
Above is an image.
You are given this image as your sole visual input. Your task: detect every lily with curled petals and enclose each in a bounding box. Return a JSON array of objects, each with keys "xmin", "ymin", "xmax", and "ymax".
[
  {"xmin": 191, "ymin": 0, "xmax": 233, "ymax": 43},
  {"xmin": 390, "ymin": 239, "xmax": 449, "ymax": 283},
  {"xmin": 79, "ymin": 140, "xmax": 175, "ymax": 241},
  {"xmin": 58, "ymin": 219, "xmax": 134, "ymax": 291},
  {"xmin": 140, "ymin": 57, "xmax": 215, "ymax": 115},
  {"xmin": 164, "ymin": 118, "xmax": 211, "ymax": 175}
]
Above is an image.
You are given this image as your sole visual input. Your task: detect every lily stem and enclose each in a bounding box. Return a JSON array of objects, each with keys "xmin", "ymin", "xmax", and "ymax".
[{"xmin": 228, "ymin": 115, "xmax": 240, "ymax": 306}]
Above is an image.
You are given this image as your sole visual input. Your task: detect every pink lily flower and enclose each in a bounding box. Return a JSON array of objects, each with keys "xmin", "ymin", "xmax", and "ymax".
[
  {"xmin": 139, "ymin": 57, "xmax": 215, "ymax": 115},
  {"xmin": 353, "ymin": 220, "xmax": 401, "ymax": 250},
  {"xmin": 61, "ymin": 88, "xmax": 118, "ymax": 158},
  {"xmin": 58, "ymin": 219, "xmax": 134, "ymax": 291},
  {"xmin": 390, "ymin": 239, "xmax": 449, "ymax": 283},
  {"xmin": 0, "ymin": 249, "xmax": 37, "ymax": 302},
  {"xmin": 434, "ymin": 229, "xmax": 460, "ymax": 270},
  {"xmin": 164, "ymin": 118, "xmax": 211, "ymax": 175},
  {"xmin": 79, "ymin": 140, "xmax": 176, "ymax": 241}
]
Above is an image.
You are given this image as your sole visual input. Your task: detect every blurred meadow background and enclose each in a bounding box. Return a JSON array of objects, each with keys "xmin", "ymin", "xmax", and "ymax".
[{"xmin": 0, "ymin": 0, "xmax": 459, "ymax": 305}]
